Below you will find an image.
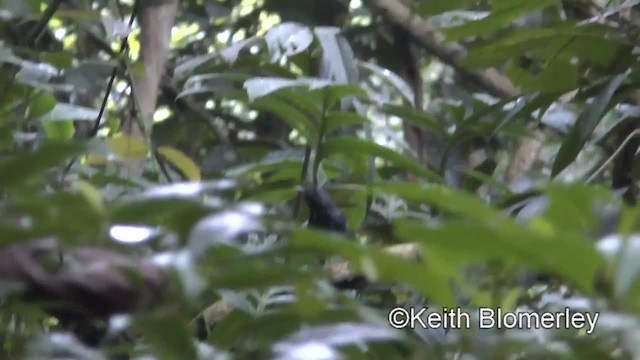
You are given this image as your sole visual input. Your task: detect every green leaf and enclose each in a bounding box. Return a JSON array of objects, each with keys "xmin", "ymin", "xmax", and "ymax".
[
  {"xmin": 506, "ymin": 60, "xmax": 579, "ymax": 93},
  {"xmin": 551, "ymin": 73, "xmax": 627, "ymax": 177},
  {"xmin": 0, "ymin": 141, "xmax": 83, "ymax": 188},
  {"xmin": 43, "ymin": 120, "xmax": 75, "ymax": 140},
  {"xmin": 204, "ymin": 262, "xmax": 314, "ymax": 289},
  {"xmin": 443, "ymin": 0, "xmax": 559, "ymax": 41},
  {"xmin": 289, "ymin": 228, "xmax": 456, "ymax": 306},
  {"xmin": 314, "ymin": 84, "xmax": 367, "ymax": 110},
  {"xmin": 394, "ymin": 219, "xmax": 602, "ymax": 293},
  {"xmin": 253, "ymin": 97, "xmax": 316, "ymax": 141},
  {"xmin": 325, "ymin": 111, "xmax": 370, "ymax": 133},
  {"xmin": 372, "ymin": 182, "xmax": 503, "ymax": 222},
  {"xmin": 39, "ymin": 51, "xmax": 74, "ymax": 69},
  {"xmin": 322, "ymin": 137, "xmax": 442, "ymax": 182},
  {"xmin": 462, "ymin": 24, "xmax": 621, "ymax": 68},
  {"xmin": 28, "ymin": 92, "xmax": 56, "ymax": 118},
  {"xmin": 157, "ymin": 146, "xmax": 201, "ymax": 181},
  {"xmin": 134, "ymin": 314, "xmax": 198, "ymax": 360},
  {"xmin": 541, "ymin": 183, "xmax": 617, "ymax": 235}
]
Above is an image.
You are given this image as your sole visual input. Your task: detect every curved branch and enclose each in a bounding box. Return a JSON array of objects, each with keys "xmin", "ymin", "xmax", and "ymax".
[
  {"xmin": 365, "ymin": 0, "xmax": 519, "ymax": 98},
  {"xmin": 364, "ymin": 0, "xmax": 546, "ymax": 187}
]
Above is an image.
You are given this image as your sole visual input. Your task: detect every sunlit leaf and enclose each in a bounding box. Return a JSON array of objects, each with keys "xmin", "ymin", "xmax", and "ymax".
[
  {"xmin": 158, "ymin": 146, "xmax": 201, "ymax": 181},
  {"xmin": 265, "ymin": 22, "xmax": 314, "ymax": 62}
]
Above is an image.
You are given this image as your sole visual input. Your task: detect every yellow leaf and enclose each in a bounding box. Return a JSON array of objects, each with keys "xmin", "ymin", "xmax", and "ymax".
[
  {"xmin": 107, "ymin": 134, "xmax": 148, "ymax": 160},
  {"xmin": 157, "ymin": 146, "xmax": 201, "ymax": 181}
]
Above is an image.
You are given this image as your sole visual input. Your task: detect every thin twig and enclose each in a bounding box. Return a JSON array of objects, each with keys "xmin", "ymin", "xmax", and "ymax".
[
  {"xmin": 61, "ymin": 4, "xmax": 137, "ymax": 182},
  {"xmin": 28, "ymin": 0, "xmax": 64, "ymax": 46},
  {"xmin": 587, "ymin": 128, "xmax": 640, "ymax": 183}
]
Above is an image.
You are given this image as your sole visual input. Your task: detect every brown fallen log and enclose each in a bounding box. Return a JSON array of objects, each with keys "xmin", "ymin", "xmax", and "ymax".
[{"xmin": 0, "ymin": 237, "xmax": 166, "ymax": 320}]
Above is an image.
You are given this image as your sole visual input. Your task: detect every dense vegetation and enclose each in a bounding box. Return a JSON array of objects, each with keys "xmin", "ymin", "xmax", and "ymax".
[{"xmin": 1, "ymin": 0, "xmax": 640, "ymax": 358}]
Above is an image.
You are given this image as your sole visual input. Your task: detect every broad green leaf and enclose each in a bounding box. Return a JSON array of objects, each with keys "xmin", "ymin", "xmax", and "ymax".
[
  {"xmin": 253, "ymin": 97, "xmax": 316, "ymax": 141},
  {"xmin": 39, "ymin": 51, "xmax": 74, "ymax": 69},
  {"xmin": 289, "ymin": 228, "xmax": 456, "ymax": 306},
  {"xmin": 43, "ymin": 120, "xmax": 75, "ymax": 140},
  {"xmin": 373, "ymin": 182, "xmax": 503, "ymax": 222},
  {"xmin": 157, "ymin": 146, "xmax": 201, "ymax": 181},
  {"xmin": 394, "ymin": 219, "xmax": 602, "ymax": 293},
  {"xmin": 462, "ymin": 24, "xmax": 621, "ymax": 68},
  {"xmin": 204, "ymin": 262, "xmax": 314, "ymax": 289},
  {"xmin": 325, "ymin": 111, "xmax": 370, "ymax": 133},
  {"xmin": 2, "ymin": 191, "xmax": 104, "ymax": 244},
  {"xmin": 541, "ymin": 183, "xmax": 617, "ymax": 234},
  {"xmin": 321, "ymin": 137, "xmax": 442, "ymax": 182},
  {"xmin": 134, "ymin": 314, "xmax": 198, "ymax": 360},
  {"xmin": 313, "ymin": 84, "xmax": 367, "ymax": 110},
  {"xmin": 30, "ymin": 94, "xmax": 76, "ymax": 140},
  {"xmin": 0, "ymin": 141, "xmax": 83, "ymax": 188},
  {"xmin": 274, "ymin": 88, "xmax": 322, "ymax": 119},
  {"xmin": 506, "ymin": 61, "xmax": 579, "ymax": 93},
  {"xmin": 106, "ymin": 134, "xmax": 148, "ymax": 160},
  {"xmin": 28, "ymin": 92, "xmax": 56, "ymax": 118},
  {"xmin": 551, "ymin": 73, "xmax": 627, "ymax": 177},
  {"xmin": 444, "ymin": 0, "xmax": 559, "ymax": 41}
]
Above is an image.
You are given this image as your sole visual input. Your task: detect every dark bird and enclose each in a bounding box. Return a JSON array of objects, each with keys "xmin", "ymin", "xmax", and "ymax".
[{"xmin": 302, "ymin": 186, "xmax": 347, "ymax": 233}]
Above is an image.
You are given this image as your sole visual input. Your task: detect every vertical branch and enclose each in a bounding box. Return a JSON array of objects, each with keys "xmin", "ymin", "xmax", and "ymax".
[{"xmin": 120, "ymin": 0, "xmax": 178, "ymax": 178}]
